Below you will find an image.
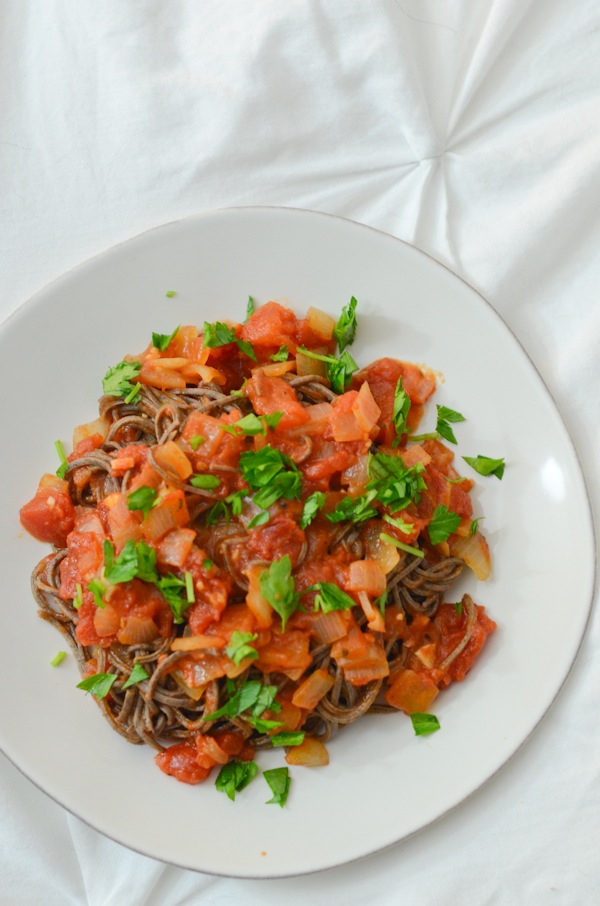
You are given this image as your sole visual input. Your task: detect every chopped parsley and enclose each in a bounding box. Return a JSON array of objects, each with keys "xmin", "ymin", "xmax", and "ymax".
[
  {"xmin": 269, "ymin": 345, "xmax": 289, "ymax": 362},
  {"xmin": 215, "ymin": 759, "xmax": 259, "ymax": 801},
  {"xmin": 391, "ymin": 377, "xmax": 411, "ymax": 445},
  {"xmin": 299, "ymin": 491, "xmax": 327, "ymax": 529},
  {"xmin": 88, "ymin": 578, "xmax": 106, "ymax": 608},
  {"xmin": 270, "ymin": 731, "xmax": 305, "ymax": 747},
  {"xmin": 427, "ymin": 505, "xmax": 461, "ymax": 545},
  {"xmin": 325, "ymin": 490, "xmax": 378, "ymax": 525},
  {"xmin": 382, "ymin": 513, "xmax": 415, "ymax": 534},
  {"xmin": 239, "ymin": 446, "xmax": 302, "ymax": 509},
  {"xmin": 55, "ymin": 439, "xmax": 69, "ymax": 479},
  {"xmin": 310, "ymin": 582, "xmax": 355, "ymax": 613},
  {"xmin": 245, "ymin": 296, "xmax": 256, "ymax": 322},
  {"xmin": 102, "ymin": 360, "xmax": 142, "ymax": 403},
  {"xmin": 203, "ymin": 320, "xmax": 257, "ymax": 361},
  {"xmin": 204, "ymin": 679, "xmax": 280, "ymax": 724},
  {"xmin": 410, "ymin": 712, "xmax": 441, "ymax": 736},
  {"xmin": 50, "ymin": 651, "xmax": 66, "ymax": 667},
  {"xmin": 77, "ymin": 672, "xmax": 117, "ymax": 700},
  {"xmin": 264, "ymin": 766, "xmax": 291, "ymax": 807},
  {"xmin": 435, "ymin": 405, "xmax": 465, "ymax": 445},
  {"xmin": 121, "ymin": 663, "xmax": 149, "ymax": 690},
  {"xmin": 463, "ymin": 454, "xmax": 505, "ymax": 480},
  {"xmin": 333, "ymin": 296, "xmax": 358, "ymax": 353},
  {"xmin": 189, "ymin": 434, "xmax": 205, "ymax": 450},
  {"xmin": 165, "ymin": 290, "xmax": 176, "ymax": 298},
  {"xmin": 151, "ymin": 325, "xmax": 179, "ymax": 351},
  {"xmin": 297, "ymin": 346, "xmax": 358, "ymax": 394},
  {"xmin": 190, "ymin": 473, "xmax": 221, "ymax": 489},
  {"xmin": 221, "ymin": 412, "xmax": 283, "ymax": 437},
  {"xmin": 247, "ymin": 510, "xmax": 270, "ymax": 529},
  {"xmin": 453, "ymin": 600, "xmax": 464, "ymax": 616},
  {"xmin": 379, "ymin": 533, "xmax": 424, "ymax": 558},
  {"xmin": 126, "ymin": 485, "xmax": 158, "ymax": 518},
  {"xmin": 259, "ymin": 555, "xmax": 300, "ymax": 630},
  {"xmin": 225, "ymin": 631, "xmax": 259, "ymax": 665},
  {"xmin": 367, "ymin": 452, "xmax": 427, "ymax": 512}
]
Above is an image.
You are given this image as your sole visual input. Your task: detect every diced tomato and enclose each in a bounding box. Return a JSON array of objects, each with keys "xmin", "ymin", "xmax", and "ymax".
[
  {"xmin": 244, "ymin": 370, "xmax": 309, "ymax": 431},
  {"xmin": 181, "ymin": 410, "xmax": 247, "ymax": 470},
  {"xmin": 432, "ymin": 602, "xmax": 497, "ymax": 686},
  {"xmin": 70, "ymin": 433, "xmax": 104, "ymax": 459},
  {"xmin": 241, "ymin": 301, "xmax": 300, "ymax": 359},
  {"xmin": 195, "ymin": 734, "xmax": 230, "ymax": 769},
  {"xmin": 20, "ymin": 487, "xmax": 75, "ymax": 547},
  {"xmin": 58, "ymin": 530, "xmax": 104, "ymax": 599},
  {"xmin": 155, "ymin": 742, "xmax": 211, "ymax": 785},
  {"xmin": 99, "ymin": 492, "xmax": 143, "ymax": 549},
  {"xmin": 184, "ymin": 547, "xmax": 233, "ymax": 634},
  {"xmin": 330, "ymin": 621, "xmax": 389, "ymax": 686},
  {"xmin": 255, "ymin": 628, "xmax": 313, "ymax": 679},
  {"xmin": 384, "ymin": 668, "xmax": 440, "ymax": 713},
  {"xmin": 354, "ymin": 358, "xmax": 436, "ymax": 444},
  {"xmin": 110, "ymin": 444, "xmax": 149, "ymax": 477},
  {"xmin": 246, "ymin": 514, "xmax": 306, "ymax": 567}
]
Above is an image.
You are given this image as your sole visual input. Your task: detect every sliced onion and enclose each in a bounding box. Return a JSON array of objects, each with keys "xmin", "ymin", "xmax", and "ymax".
[
  {"xmin": 153, "ymin": 441, "xmax": 193, "ymax": 480},
  {"xmin": 448, "ymin": 531, "xmax": 491, "ymax": 580},
  {"xmin": 357, "ymin": 590, "xmax": 386, "ymax": 633},
  {"xmin": 72, "ymin": 415, "xmax": 109, "ymax": 447},
  {"xmin": 285, "ymin": 736, "xmax": 329, "ymax": 766},
  {"xmin": 362, "ymin": 524, "xmax": 401, "ymax": 574},
  {"xmin": 312, "ymin": 610, "xmax": 350, "ymax": 645},
  {"xmin": 291, "ymin": 668, "xmax": 335, "ymax": 710},
  {"xmin": 245, "ymin": 564, "xmax": 274, "ymax": 629},
  {"xmin": 306, "ymin": 306, "xmax": 336, "ymax": 340},
  {"xmin": 346, "ymin": 559, "xmax": 387, "ymax": 596},
  {"xmin": 296, "ymin": 348, "xmax": 328, "ymax": 378},
  {"xmin": 171, "ymin": 634, "xmax": 226, "ymax": 651},
  {"xmin": 117, "ymin": 615, "xmax": 159, "ymax": 645},
  {"xmin": 93, "ymin": 603, "xmax": 121, "ymax": 638}
]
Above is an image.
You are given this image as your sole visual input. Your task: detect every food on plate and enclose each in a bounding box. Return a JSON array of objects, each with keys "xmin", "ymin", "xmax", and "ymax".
[{"xmin": 20, "ymin": 296, "xmax": 497, "ymax": 801}]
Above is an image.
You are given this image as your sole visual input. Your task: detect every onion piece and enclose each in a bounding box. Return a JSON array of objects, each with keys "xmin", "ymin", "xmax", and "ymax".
[
  {"xmin": 285, "ymin": 736, "xmax": 329, "ymax": 766},
  {"xmin": 291, "ymin": 668, "xmax": 335, "ymax": 710},
  {"xmin": 306, "ymin": 306, "xmax": 336, "ymax": 341},
  {"xmin": 448, "ymin": 531, "xmax": 491, "ymax": 580},
  {"xmin": 117, "ymin": 615, "xmax": 159, "ymax": 645},
  {"xmin": 171, "ymin": 634, "xmax": 226, "ymax": 652}
]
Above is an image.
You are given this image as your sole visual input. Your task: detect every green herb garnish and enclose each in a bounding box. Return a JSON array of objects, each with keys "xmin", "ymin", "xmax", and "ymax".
[
  {"xmin": 226, "ymin": 631, "xmax": 259, "ymax": 666},
  {"xmin": 215, "ymin": 759, "xmax": 259, "ymax": 801},
  {"xmin": 239, "ymin": 446, "xmax": 302, "ymax": 509},
  {"xmin": 333, "ymin": 296, "xmax": 358, "ymax": 353},
  {"xmin": 88, "ymin": 578, "xmax": 106, "ymax": 608},
  {"xmin": 410, "ymin": 712, "xmax": 441, "ymax": 736},
  {"xmin": 189, "ymin": 434, "xmax": 206, "ymax": 450},
  {"xmin": 77, "ymin": 672, "xmax": 117, "ymax": 700},
  {"xmin": 259, "ymin": 555, "xmax": 300, "ymax": 630},
  {"xmin": 270, "ymin": 345, "xmax": 289, "ymax": 362},
  {"xmin": 427, "ymin": 505, "xmax": 461, "ymax": 545},
  {"xmin": 203, "ymin": 321, "xmax": 257, "ymax": 361},
  {"xmin": 379, "ymin": 533, "xmax": 424, "ymax": 558},
  {"xmin": 325, "ymin": 490, "xmax": 378, "ymax": 525},
  {"xmin": 204, "ymin": 679, "xmax": 280, "ymax": 722},
  {"xmin": 221, "ymin": 412, "xmax": 283, "ymax": 437},
  {"xmin": 126, "ymin": 486, "xmax": 158, "ymax": 518},
  {"xmin": 122, "ymin": 663, "xmax": 149, "ymax": 690},
  {"xmin": 367, "ymin": 452, "xmax": 427, "ymax": 513},
  {"xmin": 299, "ymin": 491, "xmax": 327, "ymax": 529},
  {"xmin": 247, "ymin": 510, "xmax": 270, "ymax": 529},
  {"xmin": 50, "ymin": 651, "xmax": 66, "ymax": 667},
  {"xmin": 463, "ymin": 454, "xmax": 505, "ymax": 480},
  {"xmin": 102, "ymin": 360, "xmax": 142, "ymax": 403},
  {"xmin": 391, "ymin": 377, "xmax": 411, "ymax": 446},
  {"xmin": 190, "ymin": 473, "xmax": 221, "ymax": 490},
  {"xmin": 310, "ymin": 581, "xmax": 355, "ymax": 613},
  {"xmin": 270, "ymin": 731, "xmax": 305, "ymax": 747},
  {"xmin": 152, "ymin": 325, "xmax": 179, "ymax": 351},
  {"xmin": 55, "ymin": 439, "xmax": 69, "ymax": 479},
  {"xmin": 264, "ymin": 766, "xmax": 291, "ymax": 807},
  {"xmin": 435, "ymin": 405, "xmax": 465, "ymax": 445},
  {"xmin": 298, "ymin": 346, "xmax": 358, "ymax": 394}
]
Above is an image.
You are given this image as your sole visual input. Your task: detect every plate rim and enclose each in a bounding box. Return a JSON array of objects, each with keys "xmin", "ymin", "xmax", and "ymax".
[{"xmin": 1, "ymin": 205, "xmax": 596, "ymax": 878}]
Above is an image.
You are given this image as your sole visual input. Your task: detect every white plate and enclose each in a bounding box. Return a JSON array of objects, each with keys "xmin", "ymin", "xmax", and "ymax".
[{"xmin": 0, "ymin": 207, "xmax": 594, "ymax": 878}]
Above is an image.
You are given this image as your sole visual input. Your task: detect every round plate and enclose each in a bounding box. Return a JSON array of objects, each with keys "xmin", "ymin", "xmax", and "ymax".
[{"xmin": 0, "ymin": 207, "xmax": 594, "ymax": 877}]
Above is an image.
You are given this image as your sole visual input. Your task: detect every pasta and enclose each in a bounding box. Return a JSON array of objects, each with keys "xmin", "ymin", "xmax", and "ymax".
[{"xmin": 20, "ymin": 298, "xmax": 497, "ymax": 794}]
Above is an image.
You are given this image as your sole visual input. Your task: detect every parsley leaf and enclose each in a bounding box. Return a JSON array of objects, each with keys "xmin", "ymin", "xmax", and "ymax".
[
  {"xmin": 259, "ymin": 555, "xmax": 300, "ymax": 630},
  {"xmin": 297, "ymin": 346, "xmax": 358, "ymax": 393},
  {"xmin": 310, "ymin": 582, "xmax": 355, "ymax": 613},
  {"xmin": 367, "ymin": 452, "xmax": 427, "ymax": 513},
  {"xmin": 152, "ymin": 325, "xmax": 179, "ymax": 351},
  {"xmin": 427, "ymin": 505, "xmax": 462, "ymax": 545},
  {"xmin": 203, "ymin": 320, "xmax": 258, "ymax": 361},
  {"xmin": 126, "ymin": 486, "xmax": 158, "ymax": 518},
  {"xmin": 102, "ymin": 360, "xmax": 142, "ymax": 402},
  {"xmin": 382, "ymin": 513, "xmax": 415, "ymax": 534},
  {"xmin": 410, "ymin": 712, "xmax": 441, "ymax": 736},
  {"xmin": 225, "ymin": 631, "xmax": 259, "ymax": 665},
  {"xmin": 453, "ymin": 600, "xmax": 464, "ymax": 616},
  {"xmin": 379, "ymin": 532, "xmax": 424, "ymax": 558},
  {"xmin": 215, "ymin": 759, "xmax": 259, "ymax": 801},
  {"xmin": 463, "ymin": 454, "xmax": 505, "ymax": 480},
  {"xmin": 391, "ymin": 377, "xmax": 411, "ymax": 446},
  {"xmin": 239, "ymin": 446, "xmax": 302, "ymax": 509},
  {"xmin": 299, "ymin": 491, "xmax": 327, "ymax": 529},
  {"xmin": 157, "ymin": 573, "xmax": 193, "ymax": 623},
  {"xmin": 269, "ymin": 345, "xmax": 289, "ymax": 362},
  {"xmin": 88, "ymin": 578, "xmax": 106, "ymax": 608},
  {"xmin": 50, "ymin": 651, "xmax": 66, "ymax": 667},
  {"xmin": 245, "ymin": 296, "xmax": 256, "ymax": 322},
  {"xmin": 325, "ymin": 490, "xmax": 378, "ymax": 525},
  {"xmin": 247, "ymin": 510, "xmax": 270, "ymax": 529},
  {"xmin": 270, "ymin": 731, "xmax": 305, "ymax": 747},
  {"xmin": 333, "ymin": 296, "xmax": 358, "ymax": 353},
  {"xmin": 103, "ymin": 539, "xmax": 158, "ymax": 585},
  {"xmin": 435, "ymin": 405, "xmax": 465, "ymax": 445},
  {"xmin": 190, "ymin": 473, "xmax": 221, "ymax": 489},
  {"xmin": 55, "ymin": 439, "xmax": 69, "ymax": 479},
  {"xmin": 189, "ymin": 434, "xmax": 205, "ymax": 450},
  {"xmin": 77, "ymin": 672, "xmax": 117, "ymax": 700},
  {"xmin": 122, "ymin": 663, "xmax": 149, "ymax": 690},
  {"xmin": 221, "ymin": 412, "xmax": 283, "ymax": 437},
  {"xmin": 264, "ymin": 766, "xmax": 291, "ymax": 807},
  {"xmin": 204, "ymin": 679, "xmax": 280, "ymax": 722}
]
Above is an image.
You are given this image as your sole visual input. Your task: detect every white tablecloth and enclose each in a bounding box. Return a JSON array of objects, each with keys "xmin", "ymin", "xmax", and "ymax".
[{"xmin": 2, "ymin": 2, "xmax": 599, "ymax": 903}]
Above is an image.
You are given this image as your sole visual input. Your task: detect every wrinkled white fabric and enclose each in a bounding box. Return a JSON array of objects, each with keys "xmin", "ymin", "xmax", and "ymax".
[{"xmin": 1, "ymin": 1, "xmax": 599, "ymax": 903}]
